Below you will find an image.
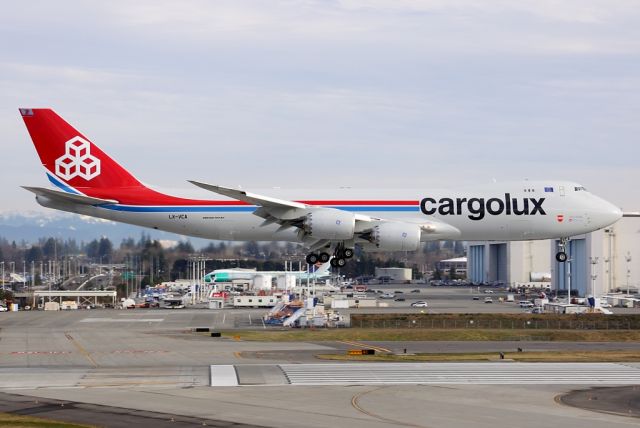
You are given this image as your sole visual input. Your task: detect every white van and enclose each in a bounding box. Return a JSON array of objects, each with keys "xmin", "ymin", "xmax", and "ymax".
[{"xmin": 519, "ymin": 301, "xmax": 534, "ymax": 308}]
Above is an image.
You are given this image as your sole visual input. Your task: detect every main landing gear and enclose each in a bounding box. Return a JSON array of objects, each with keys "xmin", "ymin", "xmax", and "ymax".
[
  {"xmin": 306, "ymin": 244, "xmax": 354, "ymax": 268},
  {"xmin": 556, "ymin": 237, "xmax": 569, "ymax": 263}
]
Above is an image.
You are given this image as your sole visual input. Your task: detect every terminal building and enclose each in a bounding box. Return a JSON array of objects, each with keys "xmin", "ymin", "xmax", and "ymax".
[{"xmin": 467, "ymin": 217, "xmax": 639, "ymax": 296}]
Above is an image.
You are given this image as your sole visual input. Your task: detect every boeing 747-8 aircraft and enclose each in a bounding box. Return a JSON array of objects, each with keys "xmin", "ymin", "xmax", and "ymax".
[{"xmin": 19, "ymin": 108, "xmax": 623, "ymax": 267}]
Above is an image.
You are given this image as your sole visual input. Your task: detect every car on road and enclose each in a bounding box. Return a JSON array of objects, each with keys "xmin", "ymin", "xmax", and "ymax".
[
  {"xmin": 410, "ymin": 289, "xmax": 421, "ymax": 293},
  {"xmin": 483, "ymin": 289, "xmax": 494, "ymax": 294},
  {"xmin": 0, "ymin": 306, "xmax": 7, "ymax": 312},
  {"xmin": 484, "ymin": 297, "xmax": 493, "ymax": 303},
  {"xmin": 411, "ymin": 301, "xmax": 428, "ymax": 307},
  {"xmin": 395, "ymin": 297, "xmax": 406, "ymax": 302},
  {"xmin": 472, "ymin": 296, "xmax": 480, "ymax": 300},
  {"xmin": 379, "ymin": 293, "xmax": 395, "ymax": 299}
]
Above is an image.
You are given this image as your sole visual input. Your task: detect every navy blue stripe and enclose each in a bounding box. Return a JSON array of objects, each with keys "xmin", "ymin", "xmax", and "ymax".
[
  {"xmin": 100, "ymin": 205, "xmax": 419, "ymax": 213},
  {"xmin": 327, "ymin": 206, "xmax": 419, "ymax": 212},
  {"xmin": 101, "ymin": 205, "xmax": 256, "ymax": 213},
  {"xmin": 47, "ymin": 173, "xmax": 81, "ymax": 195}
]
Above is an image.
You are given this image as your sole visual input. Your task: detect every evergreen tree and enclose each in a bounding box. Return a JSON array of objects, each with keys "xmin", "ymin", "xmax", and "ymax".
[
  {"xmin": 98, "ymin": 237, "xmax": 113, "ymax": 260},
  {"xmin": 42, "ymin": 238, "xmax": 57, "ymax": 258},
  {"xmin": 85, "ymin": 239, "xmax": 99, "ymax": 260},
  {"xmin": 25, "ymin": 246, "xmax": 42, "ymax": 263}
]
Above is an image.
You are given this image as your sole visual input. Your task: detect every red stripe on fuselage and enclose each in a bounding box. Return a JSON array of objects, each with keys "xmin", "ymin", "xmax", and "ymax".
[{"xmin": 77, "ymin": 187, "xmax": 419, "ymax": 207}]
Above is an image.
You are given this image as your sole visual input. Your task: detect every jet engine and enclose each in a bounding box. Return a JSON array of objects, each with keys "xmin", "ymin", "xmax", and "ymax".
[
  {"xmin": 359, "ymin": 221, "xmax": 421, "ymax": 251},
  {"xmin": 300, "ymin": 209, "xmax": 356, "ymax": 240}
]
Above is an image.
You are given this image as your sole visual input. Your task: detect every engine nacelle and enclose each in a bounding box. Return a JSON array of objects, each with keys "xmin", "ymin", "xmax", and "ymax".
[
  {"xmin": 361, "ymin": 221, "xmax": 421, "ymax": 252},
  {"xmin": 303, "ymin": 209, "xmax": 356, "ymax": 240}
]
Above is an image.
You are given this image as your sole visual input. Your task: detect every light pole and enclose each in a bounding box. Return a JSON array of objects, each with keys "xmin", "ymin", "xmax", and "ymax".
[
  {"xmin": 1, "ymin": 261, "xmax": 4, "ymax": 291},
  {"xmin": 625, "ymin": 252, "xmax": 632, "ymax": 296},
  {"xmin": 603, "ymin": 257, "xmax": 609, "ymax": 293},
  {"xmin": 567, "ymin": 255, "xmax": 571, "ymax": 304},
  {"xmin": 590, "ymin": 257, "xmax": 598, "ymax": 308}
]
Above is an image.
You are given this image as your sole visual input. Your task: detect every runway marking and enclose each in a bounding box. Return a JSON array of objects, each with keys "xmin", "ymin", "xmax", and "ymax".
[
  {"xmin": 65, "ymin": 332, "xmax": 98, "ymax": 368},
  {"xmin": 110, "ymin": 350, "xmax": 169, "ymax": 354},
  {"xmin": 279, "ymin": 362, "xmax": 640, "ymax": 386},
  {"xmin": 8, "ymin": 351, "xmax": 71, "ymax": 355},
  {"xmin": 210, "ymin": 365, "xmax": 238, "ymax": 386},
  {"xmin": 79, "ymin": 318, "xmax": 164, "ymax": 323},
  {"xmin": 351, "ymin": 387, "xmax": 429, "ymax": 428},
  {"xmin": 339, "ymin": 340, "xmax": 392, "ymax": 353}
]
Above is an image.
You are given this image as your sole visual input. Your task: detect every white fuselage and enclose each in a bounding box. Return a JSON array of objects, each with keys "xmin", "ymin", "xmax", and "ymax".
[{"xmin": 36, "ymin": 180, "xmax": 622, "ymax": 244}]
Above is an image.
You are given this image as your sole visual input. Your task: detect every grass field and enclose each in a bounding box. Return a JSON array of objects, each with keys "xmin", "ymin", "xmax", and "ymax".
[
  {"xmin": 0, "ymin": 413, "xmax": 93, "ymax": 427},
  {"xmin": 218, "ymin": 328, "xmax": 640, "ymax": 342}
]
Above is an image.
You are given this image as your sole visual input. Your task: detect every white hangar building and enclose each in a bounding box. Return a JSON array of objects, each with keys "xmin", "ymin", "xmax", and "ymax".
[{"xmin": 467, "ymin": 217, "xmax": 639, "ymax": 297}]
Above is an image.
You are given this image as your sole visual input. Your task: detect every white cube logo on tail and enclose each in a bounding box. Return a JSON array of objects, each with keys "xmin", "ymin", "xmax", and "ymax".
[{"xmin": 54, "ymin": 137, "xmax": 100, "ymax": 181}]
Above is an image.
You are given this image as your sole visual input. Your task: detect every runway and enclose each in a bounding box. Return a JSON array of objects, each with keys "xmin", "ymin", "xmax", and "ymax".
[
  {"xmin": 0, "ymin": 309, "xmax": 639, "ymax": 427},
  {"xmin": 210, "ymin": 362, "xmax": 640, "ymax": 386}
]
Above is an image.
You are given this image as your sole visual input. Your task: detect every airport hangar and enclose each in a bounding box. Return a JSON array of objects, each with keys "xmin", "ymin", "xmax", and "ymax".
[{"xmin": 467, "ymin": 216, "xmax": 639, "ymax": 297}]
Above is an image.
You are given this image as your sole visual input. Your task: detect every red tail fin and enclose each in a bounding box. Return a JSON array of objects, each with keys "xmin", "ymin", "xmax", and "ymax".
[{"xmin": 20, "ymin": 108, "xmax": 142, "ymax": 192}]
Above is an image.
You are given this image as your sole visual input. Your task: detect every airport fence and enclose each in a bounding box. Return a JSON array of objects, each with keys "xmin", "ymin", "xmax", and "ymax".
[{"xmin": 349, "ymin": 314, "xmax": 640, "ymax": 330}]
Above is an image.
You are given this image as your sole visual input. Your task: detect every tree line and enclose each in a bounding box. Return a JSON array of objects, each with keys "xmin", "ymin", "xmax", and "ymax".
[{"xmin": 0, "ymin": 234, "xmax": 466, "ymax": 284}]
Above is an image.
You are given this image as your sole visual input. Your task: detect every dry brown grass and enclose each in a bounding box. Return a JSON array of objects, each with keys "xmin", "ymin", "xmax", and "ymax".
[
  {"xmin": 317, "ymin": 350, "xmax": 640, "ymax": 362},
  {"xmin": 218, "ymin": 328, "xmax": 640, "ymax": 342},
  {"xmin": 0, "ymin": 413, "xmax": 94, "ymax": 427}
]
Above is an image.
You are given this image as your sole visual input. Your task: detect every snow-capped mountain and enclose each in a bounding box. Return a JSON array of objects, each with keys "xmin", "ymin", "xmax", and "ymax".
[{"xmin": 0, "ymin": 210, "xmax": 210, "ymax": 247}]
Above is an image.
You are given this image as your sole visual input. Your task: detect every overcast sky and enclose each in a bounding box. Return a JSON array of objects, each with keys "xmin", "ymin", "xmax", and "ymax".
[{"xmin": 2, "ymin": 0, "xmax": 640, "ymax": 212}]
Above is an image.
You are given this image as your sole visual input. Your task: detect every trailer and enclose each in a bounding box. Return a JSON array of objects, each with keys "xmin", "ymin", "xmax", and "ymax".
[{"xmin": 233, "ymin": 295, "xmax": 281, "ymax": 308}]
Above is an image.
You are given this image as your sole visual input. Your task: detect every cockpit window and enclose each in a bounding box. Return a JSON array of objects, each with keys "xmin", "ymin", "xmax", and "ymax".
[{"xmin": 574, "ymin": 186, "xmax": 587, "ymax": 191}]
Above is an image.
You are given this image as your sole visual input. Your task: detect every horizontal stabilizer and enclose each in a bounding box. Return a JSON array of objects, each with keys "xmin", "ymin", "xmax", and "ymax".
[{"xmin": 22, "ymin": 186, "xmax": 119, "ymax": 206}]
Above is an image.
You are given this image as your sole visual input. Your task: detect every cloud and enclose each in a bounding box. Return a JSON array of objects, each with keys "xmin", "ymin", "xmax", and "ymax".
[{"xmin": 1, "ymin": 1, "xmax": 639, "ymax": 211}]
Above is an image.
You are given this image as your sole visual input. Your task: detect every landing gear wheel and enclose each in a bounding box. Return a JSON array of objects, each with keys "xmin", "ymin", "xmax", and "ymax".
[
  {"xmin": 331, "ymin": 258, "xmax": 346, "ymax": 268},
  {"xmin": 318, "ymin": 252, "xmax": 331, "ymax": 263},
  {"xmin": 306, "ymin": 253, "xmax": 319, "ymax": 264},
  {"xmin": 555, "ymin": 251, "xmax": 567, "ymax": 263},
  {"xmin": 343, "ymin": 248, "xmax": 354, "ymax": 259}
]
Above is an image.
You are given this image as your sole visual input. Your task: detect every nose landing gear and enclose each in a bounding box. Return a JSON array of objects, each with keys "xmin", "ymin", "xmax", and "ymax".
[{"xmin": 556, "ymin": 237, "xmax": 569, "ymax": 263}]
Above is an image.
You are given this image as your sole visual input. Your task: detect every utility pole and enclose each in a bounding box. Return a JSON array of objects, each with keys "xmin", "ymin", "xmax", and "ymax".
[
  {"xmin": 626, "ymin": 252, "xmax": 632, "ymax": 296},
  {"xmin": 1, "ymin": 261, "xmax": 4, "ymax": 291}
]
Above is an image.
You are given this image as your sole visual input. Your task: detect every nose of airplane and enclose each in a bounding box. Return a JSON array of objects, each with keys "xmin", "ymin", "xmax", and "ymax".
[{"xmin": 597, "ymin": 200, "xmax": 623, "ymax": 228}]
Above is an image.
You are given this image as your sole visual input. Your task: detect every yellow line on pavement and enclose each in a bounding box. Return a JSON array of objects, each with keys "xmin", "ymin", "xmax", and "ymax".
[
  {"xmin": 65, "ymin": 332, "xmax": 98, "ymax": 368},
  {"xmin": 339, "ymin": 340, "xmax": 392, "ymax": 354}
]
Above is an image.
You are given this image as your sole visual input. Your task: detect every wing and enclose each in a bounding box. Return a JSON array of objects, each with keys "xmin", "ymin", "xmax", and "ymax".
[{"xmin": 189, "ymin": 180, "xmax": 376, "ymax": 246}]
